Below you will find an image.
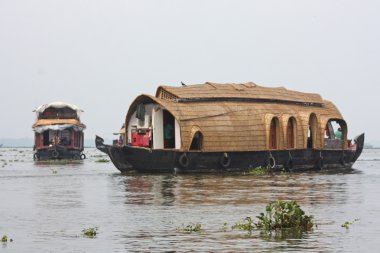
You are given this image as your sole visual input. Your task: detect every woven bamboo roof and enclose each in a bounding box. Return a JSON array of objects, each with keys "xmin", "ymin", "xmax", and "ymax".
[
  {"xmin": 33, "ymin": 119, "xmax": 83, "ymax": 128},
  {"xmin": 156, "ymin": 82, "xmax": 323, "ymax": 105},
  {"xmin": 126, "ymin": 82, "xmax": 345, "ymax": 151}
]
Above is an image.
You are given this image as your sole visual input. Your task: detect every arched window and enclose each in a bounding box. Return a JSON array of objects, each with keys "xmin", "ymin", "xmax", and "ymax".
[
  {"xmin": 190, "ymin": 131, "xmax": 203, "ymax": 150},
  {"xmin": 269, "ymin": 118, "xmax": 280, "ymax": 149},
  {"xmin": 287, "ymin": 117, "xmax": 296, "ymax": 149},
  {"xmin": 308, "ymin": 113, "xmax": 318, "ymax": 149},
  {"xmin": 324, "ymin": 119, "xmax": 347, "ymax": 149}
]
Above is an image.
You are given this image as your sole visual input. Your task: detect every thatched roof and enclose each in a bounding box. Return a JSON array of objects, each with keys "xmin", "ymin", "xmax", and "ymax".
[
  {"xmin": 33, "ymin": 119, "xmax": 83, "ymax": 128},
  {"xmin": 156, "ymin": 82, "xmax": 323, "ymax": 105},
  {"xmin": 126, "ymin": 82, "xmax": 345, "ymax": 151}
]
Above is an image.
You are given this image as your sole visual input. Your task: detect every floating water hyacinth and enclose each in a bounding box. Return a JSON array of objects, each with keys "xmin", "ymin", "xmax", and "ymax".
[
  {"xmin": 255, "ymin": 200, "xmax": 314, "ymax": 231},
  {"xmin": 82, "ymin": 227, "xmax": 98, "ymax": 238}
]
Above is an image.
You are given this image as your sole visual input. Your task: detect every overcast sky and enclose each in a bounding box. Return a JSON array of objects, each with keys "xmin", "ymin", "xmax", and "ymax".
[{"xmin": 0, "ymin": 0, "xmax": 379, "ymax": 143}]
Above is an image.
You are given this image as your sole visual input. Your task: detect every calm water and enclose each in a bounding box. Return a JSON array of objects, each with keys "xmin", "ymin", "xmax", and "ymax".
[{"xmin": 1, "ymin": 148, "xmax": 380, "ymax": 252}]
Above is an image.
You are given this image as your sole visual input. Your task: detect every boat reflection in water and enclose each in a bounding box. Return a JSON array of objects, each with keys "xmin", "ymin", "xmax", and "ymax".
[{"xmin": 111, "ymin": 169, "xmax": 358, "ymax": 207}]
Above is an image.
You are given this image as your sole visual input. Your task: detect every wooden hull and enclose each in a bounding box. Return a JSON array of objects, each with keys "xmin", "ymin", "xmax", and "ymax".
[
  {"xmin": 33, "ymin": 146, "xmax": 85, "ymax": 161},
  {"xmin": 95, "ymin": 134, "xmax": 364, "ymax": 173}
]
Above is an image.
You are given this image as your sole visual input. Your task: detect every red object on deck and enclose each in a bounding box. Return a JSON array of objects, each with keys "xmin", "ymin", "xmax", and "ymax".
[{"xmin": 132, "ymin": 130, "xmax": 150, "ymax": 147}]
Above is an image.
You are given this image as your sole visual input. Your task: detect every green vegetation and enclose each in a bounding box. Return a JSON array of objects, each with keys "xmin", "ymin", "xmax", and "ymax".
[
  {"xmin": 341, "ymin": 221, "xmax": 352, "ymax": 229},
  {"xmin": 82, "ymin": 227, "xmax": 98, "ymax": 238},
  {"xmin": 222, "ymin": 222, "xmax": 228, "ymax": 232},
  {"xmin": 1, "ymin": 235, "xmax": 12, "ymax": 243},
  {"xmin": 232, "ymin": 217, "xmax": 255, "ymax": 232},
  {"xmin": 230, "ymin": 200, "xmax": 314, "ymax": 240},
  {"xmin": 175, "ymin": 200, "xmax": 315, "ymax": 240},
  {"xmin": 95, "ymin": 159, "xmax": 110, "ymax": 163},
  {"xmin": 177, "ymin": 223, "xmax": 202, "ymax": 233},
  {"xmin": 341, "ymin": 219, "xmax": 359, "ymax": 229},
  {"xmin": 255, "ymin": 200, "xmax": 314, "ymax": 231},
  {"xmin": 248, "ymin": 166, "xmax": 270, "ymax": 176}
]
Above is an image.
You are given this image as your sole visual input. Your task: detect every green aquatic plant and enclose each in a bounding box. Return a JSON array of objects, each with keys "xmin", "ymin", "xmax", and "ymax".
[
  {"xmin": 1, "ymin": 235, "xmax": 7, "ymax": 242},
  {"xmin": 341, "ymin": 219, "xmax": 359, "ymax": 229},
  {"xmin": 82, "ymin": 227, "xmax": 98, "ymax": 237},
  {"xmin": 95, "ymin": 159, "xmax": 110, "ymax": 163},
  {"xmin": 341, "ymin": 221, "xmax": 352, "ymax": 229},
  {"xmin": 248, "ymin": 166, "xmax": 270, "ymax": 176},
  {"xmin": 177, "ymin": 223, "xmax": 202, "ymax": 233},
  {"xmin": 222, "ymin": 222, "xmax": 228, "ymax": 232},
  {"xmin": 232, "ymin": 217, "xmax": 255, "ymax": 232},
  {"xmin": 255, "ymin": 200, "xmax": 314, "ymax": 231}
]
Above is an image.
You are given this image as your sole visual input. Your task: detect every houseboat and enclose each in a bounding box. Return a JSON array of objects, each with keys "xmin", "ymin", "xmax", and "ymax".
[
  {"xmin": 33, "ymin": 102, "xmax": 86, "ymax": 160},
  {"xmin": 96, "ymin": 82, "xmax": 364, "ymax": 173}
]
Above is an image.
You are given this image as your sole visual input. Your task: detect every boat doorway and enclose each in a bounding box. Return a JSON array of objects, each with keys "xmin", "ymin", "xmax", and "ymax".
[
  {"xmin": 163, "ymin": 110, "xmax": 175, "ymax": 149},
  {"xmin": 308, "ymin": 113, "xmax": 318, "ymax": 149}
]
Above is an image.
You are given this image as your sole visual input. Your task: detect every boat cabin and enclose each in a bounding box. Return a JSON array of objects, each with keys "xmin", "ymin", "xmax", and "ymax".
[{"xmin": 124, "ymin": 82, "xmax": 349, "ymax": 152}]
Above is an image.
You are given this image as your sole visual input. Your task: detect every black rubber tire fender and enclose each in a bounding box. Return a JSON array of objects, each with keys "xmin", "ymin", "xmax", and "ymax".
[
  {"xmin": 219, "ymin": 153, "xmax": 231, "ymax": 168},
  {"xmin": 285, "ymin": 158, "xmax": 293, "ymax": 171},
  {"xmin": 51, "ymin": 150, "xmax": 59, "ymax": 158},
  {"xmin": 179, "ymin": 153, "xmax": 189, "ymax": 168},
  {"xmin": 80, "ymin": 153, "xmax": 86, "ymax": 160},
  {"xmin": 267, "ymin": 156, "xmax": 276, "ymax": 169}
]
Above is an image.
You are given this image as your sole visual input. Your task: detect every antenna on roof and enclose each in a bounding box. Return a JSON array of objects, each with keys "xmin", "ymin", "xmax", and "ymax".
[{"xmin": 181, "ymin": 81, "xmax": 187, "ymax": 86}]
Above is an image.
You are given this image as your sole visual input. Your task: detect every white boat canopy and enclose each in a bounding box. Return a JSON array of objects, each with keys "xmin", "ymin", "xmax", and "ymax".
[{"xmin": 33, "ymin": 102, "xmax": 83, "ymax": 118}]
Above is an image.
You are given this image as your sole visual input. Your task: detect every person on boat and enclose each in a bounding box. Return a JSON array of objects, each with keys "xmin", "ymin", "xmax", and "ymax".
[
  {"xmin": 335, "ymin": 127, "xmax": 343, "ymax": 140},
  {"xmin": 52, "ymin": 133, "xmax": 60, "ymax": 145}
]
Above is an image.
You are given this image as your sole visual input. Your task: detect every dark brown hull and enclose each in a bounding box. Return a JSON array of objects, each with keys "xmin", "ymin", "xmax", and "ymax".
[
  {"xmin": 33, "ymin": 146, "xmax": 85, "ymax": 161},
  {"xmin": 95, "ymin": 134, "xmax": 364, "ymax": 173}
]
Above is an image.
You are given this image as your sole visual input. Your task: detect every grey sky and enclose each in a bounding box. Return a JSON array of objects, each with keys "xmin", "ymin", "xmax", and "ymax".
[{"xmin": 0, "ymin": 0, "xmax": 379, "ymax": 142}]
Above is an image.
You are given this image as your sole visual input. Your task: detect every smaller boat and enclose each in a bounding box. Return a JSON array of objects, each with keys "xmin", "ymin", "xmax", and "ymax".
[{"xmin": 32, "ymin": 102, "xmax": 86, "ymax": 160}]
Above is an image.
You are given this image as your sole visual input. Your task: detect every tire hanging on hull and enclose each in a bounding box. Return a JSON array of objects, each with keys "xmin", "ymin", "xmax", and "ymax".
[
  {"xmin": 219, "ymin": 153, "xmax": 231, "ymax": 168},
  {"xmin": 179, "ymin": 153, "xmax": 189, "ymax": 168},
  {"xmin": 51, "ymin": 150, "xmax": 59, "ymax": 158},
  {"xmin": 266, "ymin": 153, "xmax": 276, "ymax": 169}
]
